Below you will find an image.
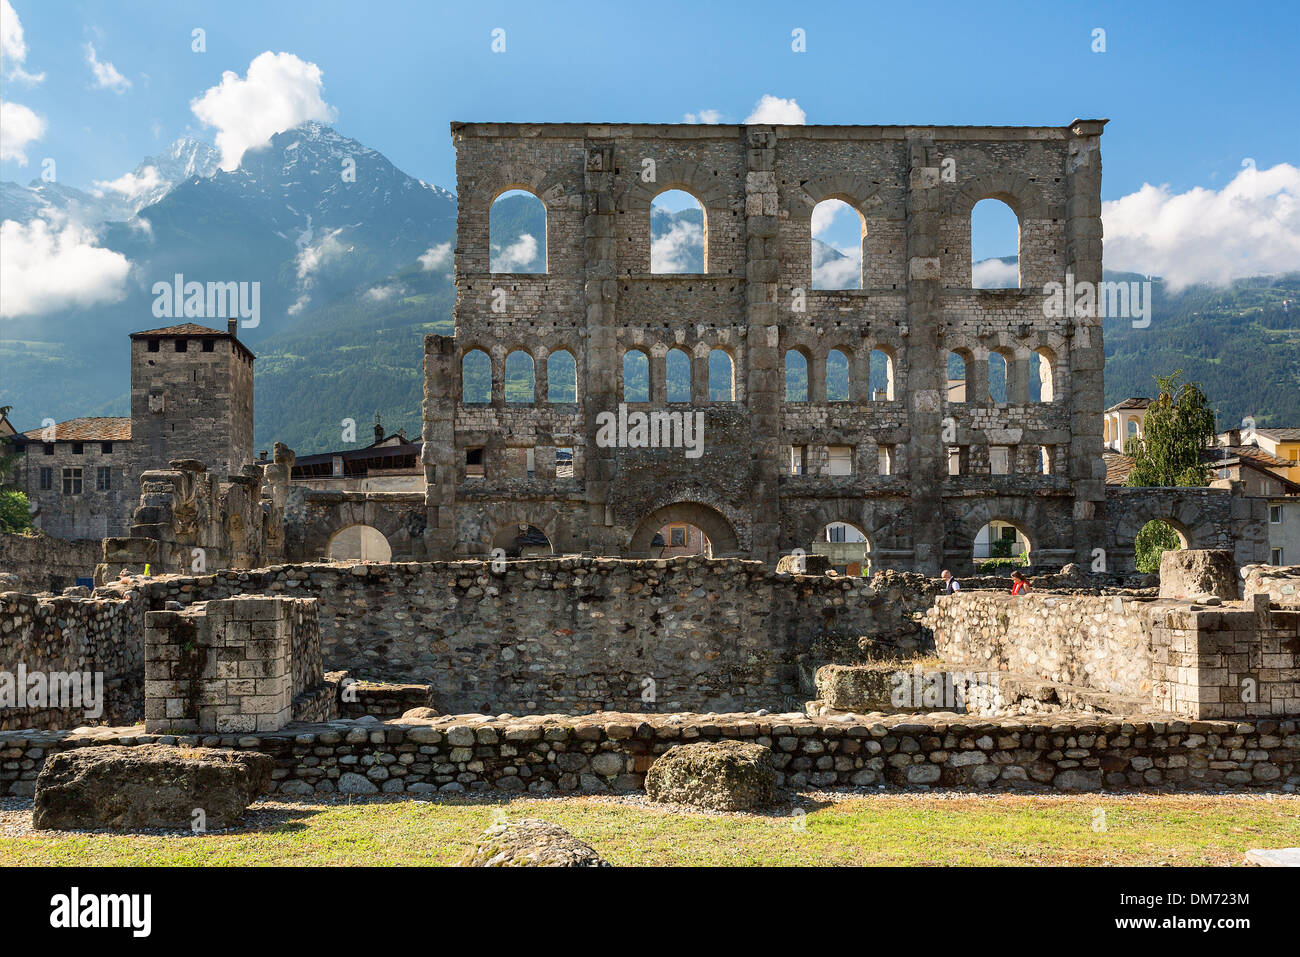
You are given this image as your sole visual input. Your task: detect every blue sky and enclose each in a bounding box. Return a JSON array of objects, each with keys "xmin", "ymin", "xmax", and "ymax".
[{"xmin": 2, "ymin": 0, "xmax": 1297, "ymax": 270}]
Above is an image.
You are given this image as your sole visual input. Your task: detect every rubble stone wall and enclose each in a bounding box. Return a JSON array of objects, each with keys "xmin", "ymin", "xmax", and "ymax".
[{"xmin": 3, "ymin": 712, "xmax": 1295, "ymax": 797}]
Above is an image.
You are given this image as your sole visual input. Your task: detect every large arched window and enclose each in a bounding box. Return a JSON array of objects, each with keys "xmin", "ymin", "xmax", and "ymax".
[
  {"xmin": 623, "ymin": 349, "xmax": 649, "ymax": 402},
  {"xmin": 490, "ymin": 189, "xmax": 546, "ymax": 273},
  {"xmin": 651, "ymin": 189, "xmax": 706, "ymax": 274},
  {"xmin": 461, "ymin": 349, "xmax": 491, "ymax": 404},
  {"xmin": 666, "ymin": 348, "xmax": 691, "ymax": 402},
  {"xmin": 973, "ymin": 520, "xmax": 1032, "ymax": 565},
  {"xmin": 708, "ymin": 349, "xmax": 734, "ymax": 401},
  {"xmin": 547, "ymin": 349, "xmax": 577, "ymax": 403},
  {"xmin": 970, "ymin": 198, "xmax": 1020, "ymax": 288},
  {"xmin": 826, "ymin": 349, "xmax": 850, "ymax": 401},
  {"xmin": 987, "ymin": 350, "xmax": 1010, "ymax": 404},
  {"xmin": 504, "ymin": 350, "xmax": 535, "ymax": 404},
  {"xmin": 870, "ymin": 349, "xmax": 895, "ymax": 401},
  {"xmin": 947, "ymin": 350, "xmax": 968, "ymax": 403},
  {"xmin": 1030, "ymin": 347, "xmax": 1055, "ymax": 403},
  {"xmin": 785, "ymin": 350, "xmax": 808, "ymax": 402},
  {"xmin": 810, "ymin": 198, "xmax": 865, "ymax": 289}
]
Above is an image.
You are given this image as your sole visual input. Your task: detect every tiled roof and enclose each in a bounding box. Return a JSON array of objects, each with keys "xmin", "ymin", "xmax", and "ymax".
[
  {"xmin": 1257, "ymin": 428, "xmax": 1300, "ymax": 442},
  {"xmin": 1103, "ymin": 452, "xmax": 1135, "ymax": 485},
  {"xmin": 129, "ymin": 322, "xmax": 230, "ymax": 337},
  {"xmin": 20, "ymin": 416, "xmax": 131, "ymax": 442},
  {"xmin": 1105, "ymin": 397, "xmax": 1152, "ymax": 412},
  {"xmin": 1212, "ymin": 445, "xmax": 1294, "ymax": 468}
]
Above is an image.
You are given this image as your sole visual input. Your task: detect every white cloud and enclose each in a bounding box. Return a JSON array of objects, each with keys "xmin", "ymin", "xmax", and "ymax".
[
  {"xmin": 418, "ymin": 242, "xmax": 451, "ymax": 271},
  {"xmin": 294, "ymin": 227, "xmax": 349, "ymax": 280},
  {"xmin": 972, "ymin": 258, "xmax": 1020, "ymax": 289},
  {"xmin": 650, "ymin": 220, "xmax": 702, "ymax": 273},
  {"xmin": 191, "ymin": 51, "xmax": 338, "ymax": 171},
  {"xmin": 1102, "ymin": 162, "xmax": 1300, "ymax": 290},
  {"xmin": 0, "ymin": 218, "xmax": 131, "ymax": 317},
  {"xmin": 684, "ymin": 109, "xmax": 723, "ymax": 124},
  {"xmin": 85, "ymin": 42, "xmax": 131, "ymax": 92},
  {"xmin": 490, "ymin": 233, "xmax": 539, "ymax": 272},
  {"xmin": 93, "ymin": 164, "xmax": 163, "ymax": 201},
  {"xmin": 812, "ymin": 240, "xmax": 861, "ymax": 290},
  {"xmin": 744, "ymin": 95, "xmax": 806, "ymax": 125},
  {"xmin": 0, "ymin": 99, "xmax": 45, "ymax": 164},
  {"xmin": 365, "ymin": 283, "xmax": 403, "ymax": 302},
  {"xmin": 1, "ymin": 0, "xmax": 42, "ymax": 84}
]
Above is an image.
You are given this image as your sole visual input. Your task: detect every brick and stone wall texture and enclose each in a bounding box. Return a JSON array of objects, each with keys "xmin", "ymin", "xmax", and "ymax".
[
  {"xmin": 0, "ymin": 591, "xmax": 143, "ymax": 730},
  {"xmin": 2, "ymin": 712, "xmax": 1295, "ymax": 797},
  {"xmin": 94, "ymin": 558, "xmax": 937, "ymax": 715},
  {"xmin": 143, "ymin": 596, "xmax": 314, "ymax": 734},
  {"xmin": 926, "ymin": 591, "xmax": 1300, "ymax": 719},
  {"xmin": 0, "ymin": 533, "xmax": 102, "ymax": 593},
  {"xmin": 1243, "ymin": 564, "xmax": 1300, "ymax": 607}
]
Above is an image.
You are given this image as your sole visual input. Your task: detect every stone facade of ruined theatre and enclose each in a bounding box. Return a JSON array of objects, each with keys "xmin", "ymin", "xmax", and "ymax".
[{"xmin": 423, "ymin": 120, "xmax": 1110, "ymax": 574}]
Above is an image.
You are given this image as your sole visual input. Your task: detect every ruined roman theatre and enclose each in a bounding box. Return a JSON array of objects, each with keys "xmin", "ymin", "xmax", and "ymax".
[{"xmin": 2, "ymin": 121, "xmax": 1295, "ymax": 801}]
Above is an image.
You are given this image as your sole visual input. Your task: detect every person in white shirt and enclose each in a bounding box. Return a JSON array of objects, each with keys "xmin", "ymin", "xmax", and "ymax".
[{"xmin": 941, "ymin": 569, "xmax": 961, "ymax": 593}]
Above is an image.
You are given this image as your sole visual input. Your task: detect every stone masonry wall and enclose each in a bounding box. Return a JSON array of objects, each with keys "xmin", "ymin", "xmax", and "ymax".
[
  {"xmin": 927, "ymin": 591, "xmax": 1300, "ymax": 719},
  {"xmin": 2, "ymin": 712, "xmax": 1295, "ymax": 797},
  {"xmin": 1243, "ymin": 564, "xmax": 1300, "ymax": 607},
  {"xmin": 0, "ymin": 533, "xmax": 103, "ymax": 593},
  {"xmin": 0, "ymin": 590, "xmax": 143, "ymax": 730},
  {"xmin": 143, "ymin": 596, "xmax": 314, "ymax": 734},
  {"xmin": 97, "ymin": 558, "xmax": 936, "ymax": 715}
]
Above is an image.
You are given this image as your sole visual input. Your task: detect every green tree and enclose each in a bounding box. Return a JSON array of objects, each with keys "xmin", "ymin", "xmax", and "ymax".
[
  {"xmin": 1135, "ymin": 519, "xmax": 1183, "ymax": 573},
  {"xmin": 0, "ymin": 404, "xmax": 33, "ymax": 533},
  {"xmin": 1123, "ymin": 371, "xmax": 1216, "ymax": 487}
]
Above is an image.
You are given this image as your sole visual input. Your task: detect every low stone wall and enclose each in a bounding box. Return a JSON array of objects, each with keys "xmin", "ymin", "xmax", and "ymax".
[
  {"xmin": 1243, "ymin": 564, "xmax": 1300, "ymax": 607},
  {"xmin": 0, "ymin": 532, "xmax": 102, "ymax": 593},
  {"xmin": 0, "ymin": 591, "xmax": 143, "ymax": 730},
  {"xmin": 90, "ymin": 558, "xmax": 938, "ymax": 715},
  {"xmin": 927, "ymin": 591, "xmax": 1300, "ymax": 719},
  {"xmin": 2, "ymin": 712, "xmax": 1295, "ymax": 797}
]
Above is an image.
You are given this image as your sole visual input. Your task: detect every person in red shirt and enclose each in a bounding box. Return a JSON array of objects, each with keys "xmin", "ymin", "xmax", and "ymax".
[{"xmin": 1010, "ymin": 570, "xmax": 1031, "ymax": 595}]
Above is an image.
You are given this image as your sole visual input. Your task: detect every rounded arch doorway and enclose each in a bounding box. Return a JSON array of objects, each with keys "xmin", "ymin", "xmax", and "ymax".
[{"xmin": 328, "ymin": 524, "xmax": 393, "ymax": 562}]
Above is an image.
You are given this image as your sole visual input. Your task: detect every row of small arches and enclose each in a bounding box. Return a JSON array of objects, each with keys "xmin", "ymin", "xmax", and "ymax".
[
  {"xmin": 489, "ymin": 189, "xmax": 1022, "ymax": 289},
  {"xmin": 461, "ymin": 344, "xmax": 1058, "ymax": 405}
]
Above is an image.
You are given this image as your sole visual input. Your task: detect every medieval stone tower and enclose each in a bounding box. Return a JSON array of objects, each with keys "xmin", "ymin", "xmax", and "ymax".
[
  {"xmin": 423, "ymin": 120, "xmax": 1108, "ymax": 574},
  {"xmin": 129, "ymin": 319, "xmax": 255, "ymax": 480}
]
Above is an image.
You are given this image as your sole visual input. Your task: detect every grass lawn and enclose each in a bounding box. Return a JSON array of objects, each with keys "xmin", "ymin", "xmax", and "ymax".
[{"xmin": 2, "ymin": 791, "xmax": 1296, "ymax": 866}]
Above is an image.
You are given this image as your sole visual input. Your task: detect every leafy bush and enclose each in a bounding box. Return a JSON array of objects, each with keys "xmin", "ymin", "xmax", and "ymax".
[
  {"xmin": 0, "ymin": 489, "xmax": 33, "ymax": 533},
  {"xmin": 1135, "ymin": 519, "xmax": 1183, "ymax": 574}
]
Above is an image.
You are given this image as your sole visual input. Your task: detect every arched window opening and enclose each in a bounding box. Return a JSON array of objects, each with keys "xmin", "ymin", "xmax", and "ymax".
[
  {"xmin": 947, "ymin": 351, "xmax": 968, "ymax": 403},
  {"xmin": 651, "ymin": 189, "xmax": 706, "ymax": 274},
  {"xmin": 623, "ymin": 350, "xmax": 649, "ymax": 402},
  {"xmin": 785, "ymin": 350, "xmax": 808, "ymax": 402},
  {"xmin": 814, "ymin": 522, "xmax": 872, "ymax": 576},
  {"xmin": 870, "ymin": 349, "xmax": 894, "ymax": 401},
  {"xmin": 490, "ymin": 189, "xmax": 546, "ymax": 273},
  {"xmin": 971, "ymin": 198, "xmax": 1020, "ymax": 288},
  {"xmin": 1135, "ymin": 519, "xmax": 1187, "ymax": 574},
  {"xmin": 461, "ymin": 350, "xmax": 491, "ymax": 404},
  {"xmin": 987, "ymin": 351, "xmax": 1009, "ymax": 404},
  {"xmin": 811, "ymin": 198, "xmax": 865, "ymax": 290},
  {"xmin": 652, "ymin": 522, "xmax": 712, "ymax": 558},
  {"xmin": 666, "ymin": 348, "xmax": 691, "ymax": 402},
  {"xmin": 1030, "ymin": 349, "xmax": 1055, "ymax": 402},
  {"xmin": 505, "ymin": 350, "xmax": 535, "ymax": 404},
  {"xmin": 547, "ymin": 349, "xmax": 577, "ymax": 403},
  {"xmin": 491, "ymin": 523, "xmax": 553, "ymax": 559},
  {"xmin": 708, "ymin": 349, "xmax": 734, "ymax": 402},
  {"xmin": 826, "ymin": 349, "xmax": 850, "ymax": 402},
  {"xmin": 328, "ymin": 525, "xmax": 392, "ymax": 562},
  {"xmin": 973, "ymin": 520, "xmax": 1031, "ymax": 569}
]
